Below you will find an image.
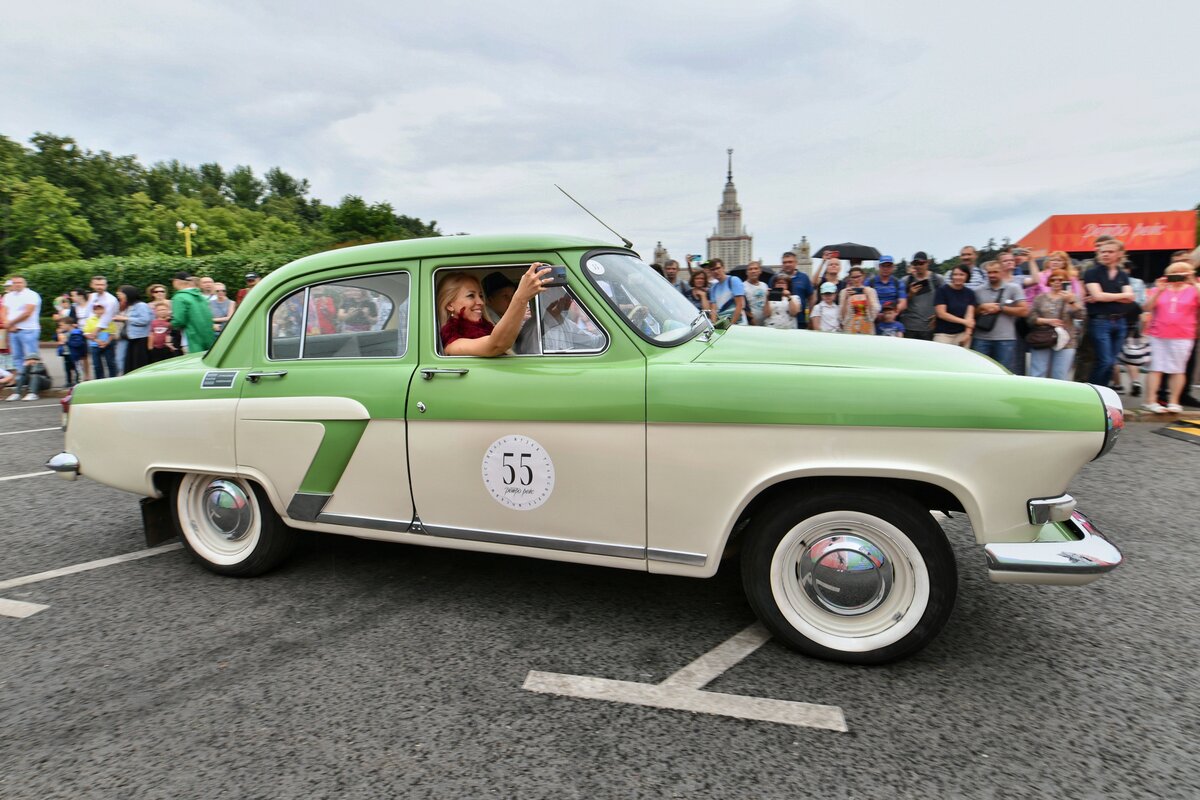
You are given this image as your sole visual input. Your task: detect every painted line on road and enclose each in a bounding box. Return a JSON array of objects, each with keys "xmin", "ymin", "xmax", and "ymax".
[
  {"xmin": 0, "ymin": 403, "xmax": 60, "ymax": 412},
  {"xmin": 0, "ymin": 543, "xmax": 183, "ymax": 592},
  {"xmin": 0, "ymin": 471, "xmax": 54, "ymax": 482},
  {"xmin": 0, "ymin": 598, "xmax": 51, "ymax": 618},
  {"xmin": 523, "ymin": 623, "xmax": 848, "ymax": 732},
  {"xmin": 0, "ymin": 427, "xmax": 60, "ymax": 436}
]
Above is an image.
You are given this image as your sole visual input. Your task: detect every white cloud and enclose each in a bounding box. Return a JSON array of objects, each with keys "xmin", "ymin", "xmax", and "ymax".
[{"xmin": 1, "ymin": 0, "xmax": 1197, "ymax": 264}]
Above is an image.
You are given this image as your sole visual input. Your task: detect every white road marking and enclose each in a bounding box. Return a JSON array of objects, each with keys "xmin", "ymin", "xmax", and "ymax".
[
  {"xmin": 0, "ymin": 403, "xmax": 60, "ymax": 412},
  {"xmin": 0, "ymin": 427, "xmax": 60, "ymax": 436},
  {"xmin": 0, "ymin": 598, "xmax": 50, "ymax": 618},
  {"xmin": 0, "ymin": 543, "xmax": 183, "ymax": 592},
  {"xmin": 0, "ymin": 471, "xmax": 54, "ymax": 482},
  {"xmin": 523, "ymin": 622, "xmax": 848, "ymax": 732},
  {"xmin": 660, "ymin": 623, "xmax": 772, "ymax": 689}
]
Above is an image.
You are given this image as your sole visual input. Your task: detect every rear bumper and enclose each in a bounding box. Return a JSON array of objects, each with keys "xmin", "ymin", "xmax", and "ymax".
[
  {"xmin": 985, "ymin": 511, "xmax": 1122, "ymax": 586},
  {"xmin": 46, "ymin": 451, "xmax": 79, "ymax": 481}
]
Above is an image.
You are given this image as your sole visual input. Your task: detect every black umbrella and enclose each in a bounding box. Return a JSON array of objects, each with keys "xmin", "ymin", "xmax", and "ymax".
[{"xmin": 814, "ymin": 242, "xmax": 881, "ymax": 261}]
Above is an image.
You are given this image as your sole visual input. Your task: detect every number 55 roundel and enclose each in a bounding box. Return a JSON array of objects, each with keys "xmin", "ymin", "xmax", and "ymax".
[{"xmin": 482, "ymin": 435, "xmax": 556, "ymax": 511}]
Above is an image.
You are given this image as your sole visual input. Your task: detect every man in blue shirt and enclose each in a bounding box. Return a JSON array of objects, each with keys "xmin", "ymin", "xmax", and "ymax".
[
  {"xmin": 707, "ymin": 259, "xmax": 747, "ymax": 325},
  {"xmin": 867, "ymin": 255, "xmax": 907, "ymax": 313},
  {"xmin": 778, "ymin": 251, "xmax": 813, "ymax": 327}
]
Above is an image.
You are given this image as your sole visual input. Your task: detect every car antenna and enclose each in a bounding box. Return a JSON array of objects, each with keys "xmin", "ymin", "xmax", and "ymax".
[{"xmin": 554, "ymin": 184, "xmax": 634, "ymax": 250}]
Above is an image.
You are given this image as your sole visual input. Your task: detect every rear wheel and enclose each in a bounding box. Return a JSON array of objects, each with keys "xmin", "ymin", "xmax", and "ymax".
[
  {"xmin": 172, "ymin": 473, "xmax": 293, "ymax": 577},
  {"xmin": 741, "ymin": 489, "xmax": 957, "ymax": 664}
]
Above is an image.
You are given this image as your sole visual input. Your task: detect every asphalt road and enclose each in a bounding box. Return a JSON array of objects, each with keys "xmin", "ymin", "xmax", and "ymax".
[{"xmin": 1, "ymin": 400, "xmax": 1197, "ymax": 799}]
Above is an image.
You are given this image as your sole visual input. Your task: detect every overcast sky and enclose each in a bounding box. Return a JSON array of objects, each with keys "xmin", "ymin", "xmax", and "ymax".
[{"xmin": 3, "ymin": 0, "xmax": 1198, "ymax": 264}]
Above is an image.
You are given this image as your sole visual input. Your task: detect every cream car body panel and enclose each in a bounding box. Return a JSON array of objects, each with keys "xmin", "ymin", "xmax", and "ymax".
[
  {"xmin": 320, "ymin": 419, "xmax": 415, "ymax": 523},
  {"xmin": 67, "ymin": 399, "xmax": 239, "ymax": 496},
  {"xmin": 407, "ymin": 420, "xmax": 645, "ymax": 559},
  {"xmin": 646, "ymin": 424, "xmax": 1103, "ymax": 577},
  {"xmin": 236, "ymin": 421, "xmax": 327, "ymax": 514}
]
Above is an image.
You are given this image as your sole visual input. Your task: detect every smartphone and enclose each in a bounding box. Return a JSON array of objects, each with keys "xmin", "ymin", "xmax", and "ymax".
[
  {"xmin": 768, "ymin": 288, "xmax": 784, "ymax": 301},
  {"xmin": 689, "ymin": 255, "xmax": 701, "ymax": 263},
  {"xmin": 543, "ymin": 265, "xmax": 568, "ymax": 287},
  {"xmin": 1167, "ymin": 273, "xmax": 1187, "ymax": 283},
  {"xmin": 853, "ymin": 287, "xmax": 865, "ymax": 295}
]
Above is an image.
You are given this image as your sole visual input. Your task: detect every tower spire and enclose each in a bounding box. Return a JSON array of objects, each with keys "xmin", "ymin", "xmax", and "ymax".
[{"xmin": 726, "ymin": 148, "xmax": 733, "ymax": 183}]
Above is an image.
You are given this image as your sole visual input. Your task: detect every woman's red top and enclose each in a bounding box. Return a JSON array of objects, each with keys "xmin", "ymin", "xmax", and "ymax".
[{"xmin": 440, "ymin": 316, "xmax": 494, "ymax": 347}]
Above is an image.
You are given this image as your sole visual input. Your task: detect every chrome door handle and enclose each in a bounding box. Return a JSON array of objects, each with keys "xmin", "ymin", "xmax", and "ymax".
[
  {"xmin": 246, "ymin": 371, "xmax": 289, "ymax": 383},
  {"xmin": 420, "ymin": 368, "xmax": 469, "ymax": 380}
]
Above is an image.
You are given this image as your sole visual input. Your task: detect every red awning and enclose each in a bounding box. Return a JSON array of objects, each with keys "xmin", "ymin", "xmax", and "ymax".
[{"xmin": 1020, "ymin": 210, "xmax": 1197, "ymax": 254}]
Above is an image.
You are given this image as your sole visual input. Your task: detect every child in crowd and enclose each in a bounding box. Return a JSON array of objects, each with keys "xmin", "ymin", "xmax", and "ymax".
[
  {"xmin": 55, "ymin": 319, "xmax": 82, "ymax": 386},
  {"xmin": 809, "ymin": 282, "xmax": 842, "ymax": 332},
  {"xmin": 6, "ymin": 353, "xmax": 50, "ymax": 401},
  {"xmin": 82, "ymin": 302, "xmax": 118, "ymax": 379},
  {"xmin": 876, "ymin": 303, "xmax": 906, "ymax": 337},
  {"xmin": 147, "ymin": 301, "xmax": 178, "ymax": 363}
]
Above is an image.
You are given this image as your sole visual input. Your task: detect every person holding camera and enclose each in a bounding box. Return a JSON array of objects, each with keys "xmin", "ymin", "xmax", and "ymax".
[
  {"xmin": 1141, "ymin": 262, "xmax": 1199, "ymax": 414},
  {"xmin": 762, "ymin": 273, "xmax": 801, "ymax": 329},
  {"xmin": 838, "ymin": 267, "xmax": 881, "ymax": 335}
]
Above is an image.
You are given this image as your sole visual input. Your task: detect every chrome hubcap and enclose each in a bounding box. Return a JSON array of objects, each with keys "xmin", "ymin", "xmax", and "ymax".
[
  {"xmin": 202, "ymin": 480, "xmax": 253, "ymax": 541},
  {"xmin": 799, "ymin": 533, "xmax": 893, "ymax": 616}
]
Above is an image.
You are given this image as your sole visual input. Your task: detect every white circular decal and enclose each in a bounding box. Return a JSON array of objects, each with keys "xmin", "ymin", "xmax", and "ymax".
[
  {"xmin": 482, "ymin": 435, "xmax": 555, "ymax": 510},
  {"xmin": 586, "ymin": 259, "xmax": 606, "ymax": 275}
]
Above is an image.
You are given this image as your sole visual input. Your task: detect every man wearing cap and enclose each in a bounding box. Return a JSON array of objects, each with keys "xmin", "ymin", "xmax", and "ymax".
[
  {"xmin": 481, "ymin": 271, "xmax": 538, "ymax": 352},
  {"xmin": 2, "ymin": 275, "xmax": 42, "ymax": 367},
  {"xmin": 236, "ymin": 273, "xmax": 259, "ymax": 306},
  {"xmin": 170, "ymin": 272, "xmax": 216, "ymax": 353},
  {"xmin": 867, "ymin": 256, "xmax": 906, "ymax": 313},
  {"xmin": 899, "ymin": 253, "xmax": 943, "ymax": 341},
  {"xmin": 8, "ymin": 352, "xmax": 49, "ymax": 401}
]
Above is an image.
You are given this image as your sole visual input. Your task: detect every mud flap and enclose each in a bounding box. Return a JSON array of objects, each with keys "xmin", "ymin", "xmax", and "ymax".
[{"xmin": 141, "ymin": 495, "xmax": 177, "ymax": 547}]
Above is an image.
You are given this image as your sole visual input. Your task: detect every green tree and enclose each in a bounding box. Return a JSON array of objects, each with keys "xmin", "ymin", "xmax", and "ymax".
[
  {"xmin": 4, "ymin": 177, "xmax": 94, "ymax": 265},
  {"xmin": 225, "ymin": 165, "xmax": 264, "ymax": 209}
]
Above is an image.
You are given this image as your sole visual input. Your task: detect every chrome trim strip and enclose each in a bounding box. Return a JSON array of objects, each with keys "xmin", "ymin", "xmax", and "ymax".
[
  {"xmin": 46, "ymin": 452, "xmax": 79, "ymax": 481},
  {"xmin": 421, "ymin": 523, "xmax": 645, "ymax": 560},
  {"xmin": 286, "ymin": 492, "xmax": 332, "ymax": 522},
  {"xmin": 315, "ymin": 512, "xmax": 413, "ymax": 533},
  {"xmin": 1027, "ymin": 493, "xmax": 1077, "ymax": 525},
  {"xmin": 984, "ymin": 511, "xmax": 1122, "ymax": 576},
  {"xmin": 646, "ymin": 548, "xmax": 708, "ymax": 566},
  {"xmin": 1090, "ymin": 384, "xmax": 1123, "ymax": 460}
]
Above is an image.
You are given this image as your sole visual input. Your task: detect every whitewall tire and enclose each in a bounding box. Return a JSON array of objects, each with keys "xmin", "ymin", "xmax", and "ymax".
[
  {"xmin": 172, "ymin": 473, "xmax": 293, "ymax": 577},
  {"xmin": 742, "ymin": 488, "xmax": 957, "ymax": 665}
]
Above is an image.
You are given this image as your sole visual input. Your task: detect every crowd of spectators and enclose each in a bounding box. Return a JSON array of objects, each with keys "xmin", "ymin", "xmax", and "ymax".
[
  {"xmin": 660, "ymin": 238, "xmax": 1200, "ymax": 410},
  {"xmin": 0, "ymin": 270, "xmax": 260, "ymax": 398}
]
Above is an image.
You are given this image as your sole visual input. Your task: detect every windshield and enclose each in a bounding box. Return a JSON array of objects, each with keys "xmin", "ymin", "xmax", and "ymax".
[{"xmin": 582, "ymin": 252, "xmax": 709, "ymax": 346}]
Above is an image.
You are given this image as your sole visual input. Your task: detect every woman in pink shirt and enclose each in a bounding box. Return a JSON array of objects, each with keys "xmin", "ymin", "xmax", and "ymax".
[{"xmin": 1142, "ymin": 262, "xmax": 1200, "ymax": 413}]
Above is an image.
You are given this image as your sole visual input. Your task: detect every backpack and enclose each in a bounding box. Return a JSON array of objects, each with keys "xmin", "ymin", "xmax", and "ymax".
[{"xmin": 68, "ymin": 327, "xmax": 86, "ymax": 348}]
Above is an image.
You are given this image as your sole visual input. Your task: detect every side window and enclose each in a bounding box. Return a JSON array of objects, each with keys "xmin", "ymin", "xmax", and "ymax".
[
  {"xmin": 269, "ymin": 272, "xmax": 410, "ymax": 360},
  {"xmin": 539, "ymin": 287, "xmax": 606, "ymax": 353}
]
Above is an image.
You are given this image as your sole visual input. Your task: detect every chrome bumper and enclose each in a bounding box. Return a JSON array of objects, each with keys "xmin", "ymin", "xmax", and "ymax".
[
  {"xmin": 46, "ymin": 452, "xmax": 79, "ymax": 481},
  {"xmin": 985, "ymin": 511, "xmax": 1122, "ymax": 586}
]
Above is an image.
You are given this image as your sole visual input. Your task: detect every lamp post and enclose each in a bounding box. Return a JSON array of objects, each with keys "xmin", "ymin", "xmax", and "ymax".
[{"xmin": 176, "ymin": 220, "xmax": 199, "ymax": 257}]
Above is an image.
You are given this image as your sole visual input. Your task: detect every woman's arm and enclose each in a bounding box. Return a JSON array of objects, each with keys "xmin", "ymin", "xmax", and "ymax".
[{"xmin": 444, "ymin": 264, "xmax": 551, "ymax": 356}]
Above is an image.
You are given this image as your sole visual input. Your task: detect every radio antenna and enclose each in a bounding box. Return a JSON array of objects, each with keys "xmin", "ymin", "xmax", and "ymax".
[{"xmin": 554, "ymin": 184, "xmax": 634, "ymax": 250}]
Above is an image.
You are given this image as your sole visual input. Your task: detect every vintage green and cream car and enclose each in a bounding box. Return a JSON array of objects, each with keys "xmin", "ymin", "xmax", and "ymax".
[{"xmin": 48, "ymin": 234, "xmax": 1124, "ymax": 664}]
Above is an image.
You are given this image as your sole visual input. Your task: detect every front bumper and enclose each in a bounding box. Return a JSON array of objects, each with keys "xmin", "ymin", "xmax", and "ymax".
[{"xmin": 984, "ymin": 511, "xmax": 1122, "ymax": 586}]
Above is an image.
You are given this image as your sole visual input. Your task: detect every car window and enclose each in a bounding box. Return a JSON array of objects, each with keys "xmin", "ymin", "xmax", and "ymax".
[
  {"xmin": 269, "ymin": 272, "xmax": 410, "ymax": 360},
  {"xmin": 434, "ymin": 266, "xmax": 607, "ymax": 357},
  {"xmin": 539, "ymin": 287, "xmax": 606, "ymax": 354}
]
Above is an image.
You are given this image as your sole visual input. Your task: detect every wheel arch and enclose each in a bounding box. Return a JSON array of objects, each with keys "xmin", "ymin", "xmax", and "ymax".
[{"xmin": 720, "ymin": 474, "xmax": 970, "ymax": 565}]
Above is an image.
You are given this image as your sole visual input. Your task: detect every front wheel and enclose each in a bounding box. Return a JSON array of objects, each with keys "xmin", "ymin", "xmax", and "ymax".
[
  {"xmin": 741, "ymin": 489, "xmax": 957, "ymax": 665},
  {"xmin": 172, "ymin": 473, "xmax": 293, "ymax": 577}
]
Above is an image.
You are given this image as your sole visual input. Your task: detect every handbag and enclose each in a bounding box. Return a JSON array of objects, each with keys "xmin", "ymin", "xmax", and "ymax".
[
  {"xmin": 1025, "ymin": 297, "xmax": 1065, "ymax": 350},
  {"xmin": 973, "ymin": 287, "xmax": 1000, "ymax": 332}
]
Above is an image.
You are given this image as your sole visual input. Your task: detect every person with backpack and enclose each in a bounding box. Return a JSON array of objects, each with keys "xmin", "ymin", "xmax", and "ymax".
[
  {"xmin": 55, "ymin": 319, "xmax": 80, "ymax": 386},
  {"xmin": 707, "ymin": 259, "xmax": 747, "ymax": 325}
]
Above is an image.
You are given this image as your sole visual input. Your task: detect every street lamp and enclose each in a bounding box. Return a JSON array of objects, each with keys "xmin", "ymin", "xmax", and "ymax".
[{"xmin": 176, "ymin": 220, "xmax": 199, "ymax": 257}]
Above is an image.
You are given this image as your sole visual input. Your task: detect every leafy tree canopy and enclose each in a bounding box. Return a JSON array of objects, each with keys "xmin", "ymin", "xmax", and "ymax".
[{"xmin": 0, "ymin": 131, "xmax": 441, "ymax": 273}]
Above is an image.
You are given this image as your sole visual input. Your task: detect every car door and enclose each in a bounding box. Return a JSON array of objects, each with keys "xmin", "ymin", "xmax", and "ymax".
[
  {"xmin": 406, "ymin": 253, "xmax": 648, "ymax": 567},
  {"xmin": 236, "ymin": 266, "xmax": 418, "ymax": 532}
]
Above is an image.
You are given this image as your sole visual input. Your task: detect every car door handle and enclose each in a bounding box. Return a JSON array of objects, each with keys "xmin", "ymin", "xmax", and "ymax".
[
  {"xmin": 245, "ymin": 371, "xmax": 289, "ymax": 383},
  {"xmin": 420, "ymin": 368, "xmax": 469, "ymax": 380}
]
